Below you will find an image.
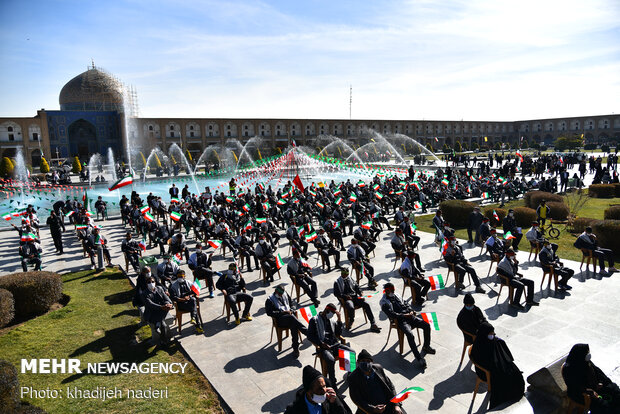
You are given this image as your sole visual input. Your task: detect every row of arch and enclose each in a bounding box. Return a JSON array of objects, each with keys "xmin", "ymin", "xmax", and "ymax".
[
  {"xmin": 0, "ymin": 122, "xmax": 41, "ymax": 142},
  {"xmin": 518, "ymin": 118, "xmax": 617, "ymax": 133}
]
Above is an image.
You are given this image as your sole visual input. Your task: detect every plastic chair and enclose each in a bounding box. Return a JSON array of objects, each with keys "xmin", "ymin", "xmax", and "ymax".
[
  {"xmin": 385, "ymin": 319, "xmax": 421, "ymax": 355},
  {"xmin": 269, "ymin": 315, "xmax": 303, "ymax": 352},
  {"xmin": 540, "ymin": 266, "xmax": 558, "ymax": 291},
  {"xmin": 338, "ymin": 297, "xmax": 368, "ymax": 330},
  {"xmin": 173, "ymin": 300, "xmax": 203, "ymax": 334},
  {"xmin": 495, "ymin": 274, "xmax": 515, "ymax": 305},
  {"xmin": 469, "ymin": 347, "xmax": 491, "ymax": 407},
  {"xmin": 579, "ymin": 249, "xmax": 596, "ymax": 272}
]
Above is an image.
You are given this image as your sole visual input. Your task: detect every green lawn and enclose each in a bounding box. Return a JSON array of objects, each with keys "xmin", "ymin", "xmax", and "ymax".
[
  {"xmin": 414, "ymin": 194, "xmax": 620, "ymax": 263},
  {"xmin": 0, "ymin": 269, "xmax": 224, "ymax": 414}
]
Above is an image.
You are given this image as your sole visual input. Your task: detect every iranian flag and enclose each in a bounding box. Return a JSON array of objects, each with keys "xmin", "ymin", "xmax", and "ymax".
[
  {"xmin": 244, "ymin": 221, "xmax": 252, "ymax": 231},
  {"xmin": 257, "ymin": 183, "xmax": 264, "ymax": 191},
  {"xmin": 20, "ymin": 232, "xmax": 37, "ymax": 242},
  {"xmin": 441, "ymin": 178, "xmax": 449, "ymax": 186},
  {"xmin": 138, "ymin": 239, "xmax": 147, "ymax": 251},
  {"xmin": 375, "ymin": 192, "xmax": 383, "ymax": 200},
  {"xmin": 493, "ymin": 210, "xmax": 499, "ymax": 222},
  {"xmin": 504, "ymin": 231, "xmax": 516, "ymax": 240},
  {"xmin": 516, "ymin": 151, "xmax": 524, "ymax": 162},
  {"xmin": 420, "ymin": 312, "xmax": 440, "ymax": 330},
  {"xmin": 361, "ymin": 221, "xmax": 372, "ymax": 230},
  {"xmin": 170, "ymin": 211, "xmax": 182, "ymax": 222},
  {"xmin": 428, "ymin": 274, "xmax": 445, "ymax": 290},
  {"xmin": 299, "ymin": 304, "xmax": 317, "ymax": 323},
  {"xmin": 190, "ymin": 279, "xmax": 202, "ymax": 295},
  {"xmin": 262, "ymin": 202, "xmax": 270, "ymax": 210},
  {"xmin": 309, "ymin": 188, "xmax": 317, "ymax": 197},
  {"xmin": 335, "ymin": 197, "xmax": 343, "ymax": 206},
  {"xmin": 316, "ymin": 201, "xmax": 324, "ymax": 209},
  {"xmin": 300, "ymin": 258, "xmax": 312, "ymax": 268},
  {"xmin": 75, "ymin": 225, "xmax": 88, "ymax": 230},
  {"xmin": 140, "ymin": 206, "xmax": 150, "ymax": 214},
  {"xmin": 391, "ymin": 387, "xmax": 424, "ymax": 403},
  {"xmin": 349, "ymin": 193, "xmax": 357, "ymax": 202},
  {"xmin": 242, "ymin": 203, "xmax": 250, "ymax": 212},
  {"xmin": 225, "ymin": 196, "xmax": 234, "ymax": 203},
  {"xmin": 481, "ymin": 192, "xmax": 490, "ymax": 199},
  {"xmin": 394, "ymin": 189, "xmax": 403, "ymax": 195},
  {"xmin": 144, "ymin": 212, "xmax": 155, "ymax": 222},
  {"xmin": 172, "ymin": 253, "xmax": 182, "ymax": 265},
  {"xmin": 276, "ymin": 253, "xmax": 285, "ymax": 270},
  {"xmin": 207, "ymin": 240, "xmax": 222, "ymax": 249},
  {"xmin": 372, "ymin": 184, "xmax": 380, "ymax": 191},
  {"xmin": 85, "ymin": 210, "xmax": 95, "ymax": 217},
  {"xmin": 305, "ymin": 231, "xmax": 318, "ymax": 242},
  {"xmin": 2, "ymin": 213, "xmax": 11, "ymax": 221},
  {"xmin": 412, "ymin": 181, "xmax": 421, "ymax": 191},
  {"xmin": 170, "ymin": 197, "xmax": 181, "ymax": 204},
  {"xmin": 357, "ymin": 181, "xmax": 365, "ymax": 187},
  {"xmin": 333, "ymin": 189, "xmax": 342, "ymax": 197},
  {"xmin": 434, "ymin": 137, "xmax": 438, "ymax": 142},
  {"xmin": 256, "ymin": 217, "xmax": 267, "ymax": 224},
  {"xmin": 333, "ymin": 221, "xmax": 341, "ymax": 229},
  {"xmin": 414, "ymin": 202, "xmax": 422, "ymax": 209},
  {"xmin": 277, "ymin": 198, "xmax": 286, "ymax": 205},
  {"xmin": 108, "ymin": 175, "xmax": 133, "ymax": 191},
  {"xmin": 65, "ymin": 210, "xmax": 75, "ymax": 217},
  {"xmin": 338, "ymin": 349, "xmax": 356, "ymax": 372}
]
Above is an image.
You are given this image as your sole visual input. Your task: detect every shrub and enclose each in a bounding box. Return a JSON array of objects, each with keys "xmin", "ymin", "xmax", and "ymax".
[
  {"xmin": 614, "ymin": 183, "xmax": 620, "ymax": 197},
  {"xmin": 531, "ymin": 143, "xmax": 540, "ymax": 150},
  {"xmin": 0, "ymin": 157, "xmax": 14, "ymax": 177},
  {"xmin": 471, "ymin": 142, "xmax": 479, "ymax": 151},
  {"xmin": 483, "ymin": 207, "xmax": 507, "ymax": 227},
  {"xmin": 547, "ymin": 201, "xmax": 570, "ymax": 220},
  {"xmin": 592, "ymin": 220, "xmax": 620, "ymax": 253},
  {"xmin": 439, "ymin": 200, "xmax": 477, "ymax": 227},
  {"xmin": 39, "ymin": 157, "xmax": 50, "ymax": 174},
  {"xmin": 540, "ymin": 145, "xmax": 548, "ymax": 151},
  {"xmin": 0, "ymin": 360, "xmax": 20, "ymax": 412},
  {"xmin": 601, "ymin": 144, "xmax": 610, "ymax": 153},
  {"xmin": 513, "ymin": 207, "xmax": 537, "ymax": 228},
  {"xmin": 572, "ymin": 217, "xmax": 597, "ymax": 233},
  {"xmin": 0, "ymin": 272, "xmax": 63, "ymax": 318},
  {"xmin": 604, "ymin": 205, "xmax": 620, "ymax": 220},
  {"xmin": 493, "ymin": 142, "xmax": 501, "ymax": 150},
  {"xmin": 0, "ymin": 289, "xmax": 14, "ymax": 328},
  {"xmin": 523, "ymin": 191, "xmax": 564, "ymax": 209},
  {"xmin": 72, "ymin": 156, "xmax": 82, "ymax": 173},
  {"xmin": 588, "ymin": 184, "xmax": 616, "ymax": 198},
  {"xmin": 584, "ymin": 143, "xmax": 596, "ymax": 150}
]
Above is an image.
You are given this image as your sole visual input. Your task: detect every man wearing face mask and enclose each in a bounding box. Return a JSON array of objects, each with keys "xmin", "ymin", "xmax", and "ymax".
[
  {"xmin": 287, "ymin": 220, "xmax": 309, "ymax": 259},
  {"xmin": 142, "ymin": 275, "xmax": 173, "ymax": 345},
  {"xmin": 168, "ymin": 269, "xmax": 203, "ymax": 334},
  {"xmin": 265, "ymin": 284, "xmax": 308, "ymax": 358},
  {"xmin": 502, "ymin": 209, "xmax": 523, "ymax": 251},
  {"xmin": 497, "ymin": 248, "xmax": 538, "ymax": 309},
  {"xmin": 443, "ymin": 237, "xmax": 486, "ymax": 293},
  {"xmin": 539, "ymin": 240, "xmax": 574, "ymax": 290},
  {"xmin": 347, "ymin": 239, "xmax": 378, "ymax": 289},
  {"xmin": 255, "ymin": 235, "xmax": 278, "ymax": 282},
  {"xmin": 380, "ymin": 283, "xmax": 435, "ymax": 368},
  {"xmin": 399, "ymin": 250, "xmax": 430, "ymax": 306},
  {"xmin": 188, "ymin": 243, "xmax": 218, "ymax": 298},
  {"xmin": 333, "ymin": 268, "xmax": 381, "ymax": 333},
  {"xmin": 485, "ymin": 229, "xmax": 505, "ymax": 258},
  {"xmin": 456, "ymin": 293, "xmax": 487, "ymax": 345},
  {"xmin": 348, "ymin": 349, "xmax": 406, "ymax": 414},
  {"xmin": 284, "ymin": 365, "xmax": 349, "ymax": 414},
  {"xmin": 216, "ymin": 263, "xmax": 253, "ymax": 325},
  {"xmin": 307, "ymin": 303, "xmax": 355, "ymax": 388},
  {"xmin": 288, "ymin": 249, "xmax": 320, "ymax": 307},
  {"xmin": 121, "ymin": 231, "xmax": 141, "ymax": 273},
  {"xmin": 156, "ymin": 254, "xmax": 180, "ymax": 287}
]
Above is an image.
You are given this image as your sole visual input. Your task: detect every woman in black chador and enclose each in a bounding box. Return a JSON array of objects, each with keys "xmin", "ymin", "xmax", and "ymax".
[
  {"xmin": 562, "ymin": 343, "xmax": 620, "ymax": 414},
  {"xmin": 470, "ymin": 322, "xmax": 524, "ymax": 409}
]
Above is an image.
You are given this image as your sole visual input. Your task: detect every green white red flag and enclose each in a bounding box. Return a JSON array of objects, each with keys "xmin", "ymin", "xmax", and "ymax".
[
  {"xmin": 2, "ymin": 213, "xmax": 11, "ymax": 221},
  {"xmin": 419, "ymin": 312, "xmax": 440, "ymax": 330},
  {"xmin": 298, "ymin": 304, "xmax": 317, "ymax": 323},
  {"xmin": 390, "ymin": 386, "xmax": 424, "ymax": 403},
  {"xmin": 170, "ymin": 211, "xmax": 182, "ymax": 222},
  {"xmin": 349, "ymin": 193, "xmax": 357, "ymax": 202},
  {"xmin": 335, "ymin": 197, "xmax": 343, "ymax": 206},
  {"xmin": 375, "ymin": 192, "xmax": 383, "ymax": 200},
  {"xmin": 207, "ymin": 240, "xmax": 222, "ymax": 249},
  {"xmin": 20, "ymin": 232, "xmax": 37, "ymax": 242},
  {"xmin": 361, "ymin": 221, "xmax": 372, "ymax": 230},
  {"xmin": 190, "ymin": 279, "xmax": 201, "ymax": 295},
  {"xmin": 170, "ymin": 197, "xmax": 180, "ymax": 204},
  {"xmin": 338, "ymin": 349, "xmax": 356, "ymax": 372},
  {"xmin": 140, "ymin": 206, "xmax": 150, "ymax": 214},
  {"xmin": 305, "ymin": 231, "xmax": 318, "ymax": 242},
  {"xmin": 108, "ymin": 175, "xmax": 133, "ymax": 191},
  {"xmin": 276, "ymin": 253, "xmax": 285, "ymax": 270},
  {"xmin": 504, "ymin": 231, "xmax": 516, "ymax": 240},
  {"xmin": 428, "ymin": 274, "xmax": 445, "ymax": 290},
  {"xmin": 256, "ymin": 218, "xmax": 267, "ymax": 224},
  {"xmin": 144, "ymin": 212, "xmax": 155, "ymax": 222}
]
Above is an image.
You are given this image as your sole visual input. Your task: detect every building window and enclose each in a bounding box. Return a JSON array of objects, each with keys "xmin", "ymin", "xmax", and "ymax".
[
  {"xmin": 227, "ymin": 131, "xmax": 231, "ymax": 137},
  {"xmin": 245, "ymin": 125, "xmax": 248, "ymax": 130},
  {"xmin": 149, "ymin": 125, "xmax": 153, "ymax": 131},
  {"xmin": 8, "ymin": 127, "xmax": 13, "ymax": 132},
  {"xmin": 32, "ymin": 132, "xmax": 38, "ymax": 141},
  {"xmin": 227, "ymin": 125, "xmax": 231, "ymax": 130},
  {"xmin": 209, "ymin": 125, "xmax": 213, "ymax": 130},
  {"xmin": 190, "ymin": 131, "xmax": 195, "ymax": 137},
  {"xmin": 9, "ymin": 134, "xmax": 14, "ymax": 141}
]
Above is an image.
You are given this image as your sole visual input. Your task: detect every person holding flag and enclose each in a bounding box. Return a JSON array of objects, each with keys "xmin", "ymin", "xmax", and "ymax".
[
  {"xmin": 265, "ymin": 284, "xmax": 308, "ymax": 358},
  {"xmin": 121, "ymin": 231, "xmax": 141, "ymax": 274},
  {"xmin": 168, "ymin": 269, "xmax": 204, "ymax": 334},
  {"xmin": 398, "ymin": 216, "xmax": 420, "ymax": 250},
  {"xmin": 399, "ymin": 251, "xmax": 431, "ymax": 306},
  {"xmin": 287, "ymin": 249, "xmax": 320, "ymax": 308},
  {"xmin": 188, "ymin": 243, "xmax": 218, "ymax": 298},
  {"xmin": 380, "ymin": 283, "xmax": 435, "ymax": 368},
  {"xmin": 347, "ymin": 239, "xmax": 378, "ymax": 289},
  {"xmin": 348, "ymin": 349, "xmax": 407, "ymax": 414},
  {"xmin": 284, "ymin": 365, "xmax": 348, "ymax": 413},
  {"xmin": 443, "ymin": 237, "xmax": 486, "ymax": 294},
  {"xmin": 333, "ymin": 268, "xmax": 381, "ymax": 333},
  {"xmin": 156, "ymin": 254, "xmax": 180, "ymax": 287},
  {"xmin": 19, "ymin": 238, "xmax": 42, "ymax": 272},
  {"xmin": 307, "ymin": 303, "xmax": 355, "ymax": 389},
  {"xmin": 255, "ymin": 235, "xmax": 278, "ymax": 282},
  {"xmin": 216, "ymin": 263, "xmax": 253, "ymax": 325},
  {"xmin": 314, "ymin": 228, "xmax": 342, "ymax": 271},
  {"xmin": 286, "ymin": 219, "xmax": 309, "ymax": 259},
  {"xmin": 502, "ymin": 209, "xmax": 523, "ymax": 251}
]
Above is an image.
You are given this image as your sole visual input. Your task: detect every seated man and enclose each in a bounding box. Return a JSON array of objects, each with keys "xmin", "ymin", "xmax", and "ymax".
[
  {"xmin": 284, "ymin": 365, "xmax": 348, "ymax": 414},
  {"xmin": 156, "ymin": 254, "xmax": 180, "ymax": 287},
  {"xmin": 443, "ymin": 237, "xmax": 486, "ymax": 293},
  {"xmin": 333, "ymin": 268, "xmax": 381, "ymax": 332},
  {"xmin": 456, "ymin": 293, "xmax": 487, "ymax": 344},
  {"xmin": 348, "ymin": 349, "xmax": 407, "ymax": 414},
  {"xmin": 497, "ymin": 248, "xmax": 538, "ymax": 309},
  {"xmin": 234, "ymin": 228, "xmax": 259, "ymax": 272},
  {"xmin": 286, "ymin": 220, "xmax": 309, "ymax": 258},
  {"xmin": 188, "ymin": 243, "xmax": 217, "ymax": 298},
  {"xmin": 347, "ymin": 239, "xmax": 378, "ymax": 289},
  {"xmin": 314, "ymin": 228, "xmax": 341, "ymax": 271},
  {"xmin": 539, "ymin": 240, "xmax": 574, "ymax": 290},
  {"xmin": 265, "ymin": 284, "xmax": 308, "ymax": 358},
  {"xmin": 525, "ymin": 221, "xmax": 545, "ymax": 248},
  {"xmin": 307, "ymin": 303, "xmax": 355, "ymax": 388},
  {"xmin": 19, "ymin": 239, "xmax": 42, "ymax": 272},
  {"xmin": 502, "ymin": 209, "xmax": 523, "ymax": 251},
  {"xmin": 485, "ymin": 229, "xmax": 505, "ymax": 258},
  {"xmin": 255, "ymin": 235, "xmax": 278, "ymax": 282},
  {"xmin": 169, "ymin": 232, "xmax": 190, "ymax": 262},
  {"xmin": 353, "ymin": 226, "xmax": 376, "ymax": 256},
  {"xmin": 142, "ymin": 275, "xmax": 173, "ymax": 344},
  {"xmin": 168, "ymin": 269, "xmax": 203, "ymax": 334},
  {"xmin": 287, "ymin": 249, "xmax": 320, "ymax": 307},
  {"xmin": 398, "ymin": 216, "xmax": 420, "ymax": 250},
  {"xmin": 390, "ymin": 228, "xmax": 408, "ymax": 258},
  {"xmin": 216, "ymin": 263, "xmax": 253, "ymax": 325},
  {"xmin": 380, "ymin": 282, "xmax": 435, "ymax": 368},
  {"xmin": 399, "ymin": 250, "xmax": 430, "ymax": 305},
  {"xmin": 574, "ymin": 226, "xmax": 618, "ymax": 274}
]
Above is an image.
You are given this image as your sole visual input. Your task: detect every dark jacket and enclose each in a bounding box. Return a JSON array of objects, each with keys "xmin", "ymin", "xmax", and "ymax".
[
  {"xmin": 142, "ymin": 286, "xmax": 172, "ymax": 323},
  {"xmin": 468, "ymin": 211, "xmax": 483, "ymax": 231},
  {"xmin": 284, "ymin": 387, "xmax": 348, "ymax": 414},
  {"xmin": 348, "ymin": 364, "xmax": 400, "ymax": 414}
]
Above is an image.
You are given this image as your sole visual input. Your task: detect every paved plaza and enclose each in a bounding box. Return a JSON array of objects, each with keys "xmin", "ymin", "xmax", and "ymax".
[{"xmin": 1, "ymin": 200, "xmax": 619, "ymax": 413}]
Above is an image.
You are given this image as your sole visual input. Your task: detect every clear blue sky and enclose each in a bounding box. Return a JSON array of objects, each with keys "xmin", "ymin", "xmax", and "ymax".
[{"xmin": 1, "ymin": 0, "xmax": 618, "ymax": 120}]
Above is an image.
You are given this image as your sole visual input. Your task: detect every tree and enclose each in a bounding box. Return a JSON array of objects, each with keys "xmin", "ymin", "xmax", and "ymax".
[
  {"xmin": 454, "ymin": 141, "xmax": 462, "ymax": 152},
  {"xmin": 493, "ymin": 142, "xmax": 501, "ymax": 150},
  {"xmin": 442, "ymin": 143, "xmax": 451, "ymax": 153},
  {"xmin": 39, "ymin": 157, "xmax": 50, "ymax": 174},
  {"xmin": 521, "ymin": 139, "xmax": 529, "ymax": 149},
  {"xmin": 471, "ymin": 142, "xmax": 479, "ymax": 151},
  {"xmin": 426, "ymin": 143, "xmax": 433, "ymax": 152},
  {"xmin": 555, "ymin": 135, "xmax": 582, "ymax": 151},
  {"xmin": 72, "ymin": 156, "xmax": 82, "ymax": 173},
  {"xmin": 0, "ymin": 157, "xmax": 14, "ymax": 177}
]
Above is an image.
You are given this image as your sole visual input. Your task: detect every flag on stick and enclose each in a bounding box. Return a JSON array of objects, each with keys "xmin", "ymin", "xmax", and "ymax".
[
  {"xmin": 207, "ymin": 240, "xmax": 222, "ymax": 249},
  {"xmin": 419, "ymin": 312, "xmax": 440, "ymax": 330},
  {"xmin": 108, "ymin": 175, "xmax": 133, "ymax": 191},
  {"xmin": 391, "ymin": 387, "xmax": 424, "ymax": 403},
  {"xmin": 170, "ymin": 211, "xmax": 182, "ymax": 222},
  {"xmin": 276, "ymin": 253, "xmax": 285, "ymax": 269},
  {"xmin": 190, "ymin": 279, "xmax": 202, "ymax": 295},
  {"xmin": 299, "ymin": 305, "xmax": 317, "ymax": 323},
  {"xmin": 428, "ymin": 274, "xmax": 445, "ymax": 290},
  {"xmin": 338, "ymin": 349, "xmax": 356, "ymax": 372},
  {"xmin": 292, "ymin": 174, "xmax": 305, "ymax": 192}
]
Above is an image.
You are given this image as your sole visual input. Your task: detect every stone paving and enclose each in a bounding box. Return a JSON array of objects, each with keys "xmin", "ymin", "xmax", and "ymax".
[{"xmin": 2, "ymin": 207, "xmax": 619, "ymax": 413}]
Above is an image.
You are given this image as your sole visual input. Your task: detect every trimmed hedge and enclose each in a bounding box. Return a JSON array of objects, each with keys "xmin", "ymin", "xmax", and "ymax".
[
  {"xmin": 0, "ymin": 272, "xmax": 62, "ymax": 318},
  {"xmin": 513, "ymin": 207, "xmax": 537, "ymax": 228},
  {"xmin": 524, "ymin": 191, "xmax": 563, "ymax": 209},
  {"xmin": 615, "ymin": 183, "xmax": 620, "ymax": 197},
  {"xmin": 604, "ymin": 205, "xmax": 620, "ymax": 220},
  {"xmin": 0, "ymin": 360, "xmax": 19, "ymax": 413},
  {"xmin": 588, "ymin": 184, "xmax": 616, "ymax": 198},
  {"xmin": 439, "ymin": 200, "xmax": 477, "ymax": 227},
  {"xmin": 0, "ymin": 289, "xmax": 14, "ymax": 328},
  {"xmin": 573, "ymin": 217, "xmax": 597, "ymax": 233},
  {"xmin": 592, "ymin": 220, "xmax": 620, "ymax": 253},
  {"xmin": 547, "ymin": 201, "xmax": 570, "ymax": 220},
  {"xmin": 483, "ymin": 207, "xmax": 507, "ymax": 227}
]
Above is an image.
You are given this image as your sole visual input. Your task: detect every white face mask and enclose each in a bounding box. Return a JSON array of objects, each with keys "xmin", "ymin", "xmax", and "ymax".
[
  {"xmin": 325, "ymin": 311, "xmax": 334, "ymax": 319},
  {"xmin": 311, "ymin": 393, "xmax": 326, "ymax": 404},
  {"xmin": 585, "ymin": 353, "xmax": 591, "ymax": 361},
  {"xmin": 259, "ymin": 239, "xmax": 266, "ymax": 244},
  {"xmin": 147, "ymin": 282, "xmax": 156, "ymax": 291}
]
